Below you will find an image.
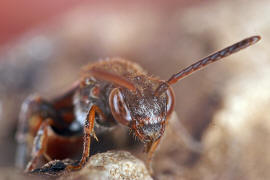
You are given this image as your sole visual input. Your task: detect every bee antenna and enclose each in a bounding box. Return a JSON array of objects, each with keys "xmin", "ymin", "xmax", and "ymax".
[
  {"xmin": 155, "ymin": 35, "xmax": 261, "ymax": 96},
  {"xmin": 88, "ymin": 69, "xmax": 137, "ymax": 91}
]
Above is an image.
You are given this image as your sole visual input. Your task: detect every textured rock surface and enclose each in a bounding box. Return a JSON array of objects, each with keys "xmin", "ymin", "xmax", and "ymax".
[{"xmin": 57, "ymin": 151, "xmax": 152, "ymax": 180}]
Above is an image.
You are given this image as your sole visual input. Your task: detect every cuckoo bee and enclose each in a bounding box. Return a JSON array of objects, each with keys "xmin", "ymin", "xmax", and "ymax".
[{"xmin": 16, "ymin": 36, "xmax": 261, "ymax": 174}]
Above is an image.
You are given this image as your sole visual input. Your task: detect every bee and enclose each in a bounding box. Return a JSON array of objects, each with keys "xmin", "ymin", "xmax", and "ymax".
[{"xmin": 16, "ymin": 36, "xmax": 261, "ymax": 174}]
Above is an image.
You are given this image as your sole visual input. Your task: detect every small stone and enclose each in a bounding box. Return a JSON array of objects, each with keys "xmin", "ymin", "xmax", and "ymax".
[{"xmin": 58, "ymin": 151, "xmax": 152, "ymax": 180}]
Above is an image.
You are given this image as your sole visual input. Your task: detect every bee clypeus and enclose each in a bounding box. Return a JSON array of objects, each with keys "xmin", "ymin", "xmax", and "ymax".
[{"xmin": 15, "ymin": 36, "xmax": 261, "ymax": 174}]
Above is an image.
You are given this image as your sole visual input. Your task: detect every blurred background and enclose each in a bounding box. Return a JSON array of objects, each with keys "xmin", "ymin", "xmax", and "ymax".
[{"xmin": 0, "ymin": 0, "xmax": 269, "ymax": 179}]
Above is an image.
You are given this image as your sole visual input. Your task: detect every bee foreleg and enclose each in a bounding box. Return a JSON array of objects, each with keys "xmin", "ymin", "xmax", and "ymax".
[
  {"xmin": 145, "ymin": 138, "xmax": 161, "ymax": 175},
  {"xmin": 66, "ymin": 105, "xmax": 105, "ymax": 171}
]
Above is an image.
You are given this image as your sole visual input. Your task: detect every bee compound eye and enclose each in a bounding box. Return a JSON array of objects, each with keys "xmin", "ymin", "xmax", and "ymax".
[
  {"xmin": 166, "ymin": 88, "xmax": 175, "ymax": 117},
  {"xmin": 109, "ymin": 88, "xmax": 132, "ymax": 126}
]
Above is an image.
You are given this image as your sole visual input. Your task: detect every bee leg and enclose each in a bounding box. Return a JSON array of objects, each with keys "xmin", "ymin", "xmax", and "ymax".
[
  {"xmin": 16, "ymin": 95, "xmax": 59, "ymax": 170},
  {"xmin": 66, "ymin": 105, "xmax": 105, "ymax": 171},
  {"xmin": 145, "ymin": 138, "xmax": 161, "ymax": 175},
  {"xmin": 25, "ymin": 119, "xmax": 52, "ymax": 172}
]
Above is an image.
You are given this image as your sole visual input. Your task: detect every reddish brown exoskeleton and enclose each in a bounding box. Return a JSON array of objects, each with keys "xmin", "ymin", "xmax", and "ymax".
[{"xmin": 16, "ymin": 36, "xmax": 261, "ymax": 174}]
